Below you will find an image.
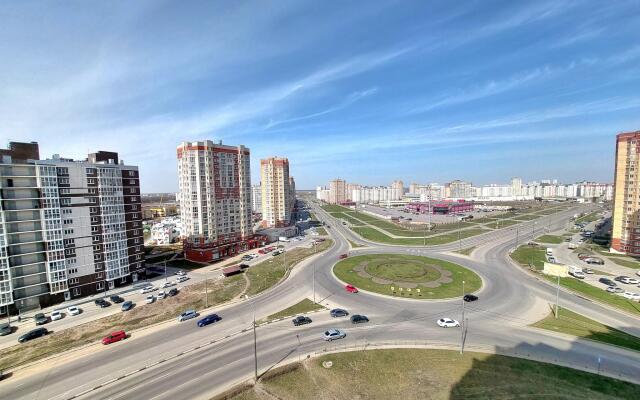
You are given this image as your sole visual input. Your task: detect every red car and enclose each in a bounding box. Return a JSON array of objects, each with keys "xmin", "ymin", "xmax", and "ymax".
[
  {"xmin": 339, "ymin": 254, "xmax": 348, "ymax": 259},
  {"xmin": 345, "ymin": 284, "xmax": 358, "ymax": 293},
  {"xmin": 102, "ymin": 330, "xmax": 127, "ymax": 345}
]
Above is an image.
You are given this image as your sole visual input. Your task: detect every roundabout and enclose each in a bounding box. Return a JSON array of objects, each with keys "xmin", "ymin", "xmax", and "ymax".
[{"xmin": 333, "ymin": 253, "xmax": 482, "ymax": 300}]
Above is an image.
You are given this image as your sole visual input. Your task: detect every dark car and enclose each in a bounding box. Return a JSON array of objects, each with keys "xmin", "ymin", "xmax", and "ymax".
[
  {"xmin": 34, "ymin": 313, "xmax": 48, "ymax": 325},
  {"xmin": 94, "ymin": 299, "xmax": 111, "ymax": 308},
  {"xmin": 239, "ymin": 264, "xmax": 250, "ymax": 269},
  {"xmin": 292, "ymin": 316, "xmax": 312, "ymax": 326},
  {"xmin": 110, "ymin": 295, "xmax": 125, "ymax": 304},
  {"xmin": 350, "ymin": 314, "xmax": 369, "ymax": 324},
  {"xmin": 168, "ymin": 288, "xmax": 179, "ymax": 297},
  {"xmin": 599, "ymin": 277, "xmax": 615, "ymax": 286},
  {"xmin": 330, "ymin": 308, "xmax": 349, "ymax": 318},
  {"xmin": 197, "ymin": 314, "xmax": 222, "ymax": 327},
  {"xmin": 18, "ymin": 327, "xmax": 48, "ymax": 343},
  {"xmin": 463, "ymin": 294, "xmax": 478, "ymax": 302},
  {"xmin": 0, "ymin": 323, "xmax": 13, "ymax": 336},
  {"xmin": 121, "ymin": 301, "xmax": 134, "ymax": 311}
]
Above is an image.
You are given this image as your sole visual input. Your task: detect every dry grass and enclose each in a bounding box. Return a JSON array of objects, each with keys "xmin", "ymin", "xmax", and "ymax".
[{"xmin": 0, "ymin": 275, "xmax": 246, "ymax": 370}]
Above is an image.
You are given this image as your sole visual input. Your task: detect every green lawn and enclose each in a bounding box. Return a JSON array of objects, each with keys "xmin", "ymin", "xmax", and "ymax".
[
  {"xmin": 333, "ymin": 254, "xmax": 482, "ymax": 299},
  {"xmin": 315, "ymin": 227, "xmax": 328, "ymax": 236},
  {"xmin": 511, "ymin": 214, "xmax": 540, "ymax": 221},
  {"xmin": 454, "ymin": 246, "xmax": 476, "ymax": 256},
  {"xmin": 510, "ymin": 245, "xmax": 547, "ymax": 270},
  {"xmin": 542, "ymin": 275, "xmax": 640, "ymax": 316},
  {"xmin": 259, "ymin": 299, "xmax": 325, "ymax": 323},
  {"xmin": 225, "ymin": 349, "xmax": 640, "ymax": 400},
  {"xmin": 245, "ymin": 240, "xmax": 332, "ymax": 296},
  {"xmin": 485, "ymin": 219, "xmax": 520, "ymax": 229},
  {"xmin": 532, "ymin": 307, "xmax": 640, "ymax": 352},
  {"xmin": 347, "ymin": 239, "xmax": 364, "ymax": 248},
  {"xmin": 321, "ymin": 204, "xmax": 351, "ymax": 213},
  {"xmin": 608, "ymin": 257, "xmax": 640, "ymax": 269},
  {"xmin": 351, "ymin": 226, "xmax": 487, "ymax": 246},
  {"xmin": 576, "ymin": 212, "xmax": 601, "ymax": 224},
  {"xmin": 536, "ymin": 235, "xmax": 565, "ymax": 244}
]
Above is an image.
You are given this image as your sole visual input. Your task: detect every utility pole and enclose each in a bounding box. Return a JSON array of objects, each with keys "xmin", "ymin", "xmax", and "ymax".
[
  {"xmin": 164, "ymin": 260, "xmax": 167, "ymax": 282},
  {"xmin": 460, "ymin": 280, "xmax": 465, "ymax": 354},
  {"xmin": 312, "ymin": 264, "xmax": 316, "ymax": 304},
  {"xmin": 555, "ymin": 274, "xmax": 560, "ymax": 319},
  {"xmin": 516, "ymin": 226, "xmax": 519, "ymax": 247},
  {"xmin": 247, "ymin": 295, "xmax": 258, "ymax": 382},
  {"xmin": 205, "ymin": 276, "xmax": 208, "ymax": 308},
  {"xmin": 458, "ymin": 229, "xmax": 462, "ymax": 250}
]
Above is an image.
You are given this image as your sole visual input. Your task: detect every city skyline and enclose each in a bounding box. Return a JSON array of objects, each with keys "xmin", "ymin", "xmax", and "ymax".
[{"xmin": 1, "ymin": 1, "xmax": 639, "ymax": 191}]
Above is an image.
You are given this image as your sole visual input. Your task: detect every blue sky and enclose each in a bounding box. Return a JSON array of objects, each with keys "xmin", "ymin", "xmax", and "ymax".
[{"xmin": 1, "ymin": 0, "xmax": 639, "ymax": 191}]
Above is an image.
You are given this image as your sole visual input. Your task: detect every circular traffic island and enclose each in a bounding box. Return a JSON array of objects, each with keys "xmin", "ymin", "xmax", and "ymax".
[{"xmin": 334, "ymin": 254, "xmax": 481, "ymax": 300}]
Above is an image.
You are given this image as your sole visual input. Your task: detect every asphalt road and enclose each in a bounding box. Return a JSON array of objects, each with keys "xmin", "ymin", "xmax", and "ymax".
[{"xmin": 1, "ymin": 201, "xmax": 639, "ymax": 400}]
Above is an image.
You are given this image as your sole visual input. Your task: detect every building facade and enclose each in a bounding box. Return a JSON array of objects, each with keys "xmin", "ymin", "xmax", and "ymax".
[
  {"xmin": 328, "ymin": 179, "xmax": 347, "ymax": 204},
  {"xmin": 260, "ymin": 157, "xmax": 294, "ymax": 228},
  {"xmin": 0, "ymin": 143, "xmax": 144, "ymax": 312},
  {"xmin": 611, "ymin": 131, "xmax": 640, "ymax": 255},
  {"xmin": 177, "ymin": 140, "xmax": 260, "ymax": 262},
  {"xmin": 251, "ymin": 184, "xmax": 262, "ymax": 213}
]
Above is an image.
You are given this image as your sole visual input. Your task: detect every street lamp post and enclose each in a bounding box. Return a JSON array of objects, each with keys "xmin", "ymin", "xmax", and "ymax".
[
  {"xmin": 312, "ymin": 263, "xmax": 316, "ymax": 304},
  {"xmin": 555, "ymin": 274, "xmax": 560, "ymax": 319},
  {"xmin": 460, "ymin": 280, "xmax": 465, "ymax": 354}
]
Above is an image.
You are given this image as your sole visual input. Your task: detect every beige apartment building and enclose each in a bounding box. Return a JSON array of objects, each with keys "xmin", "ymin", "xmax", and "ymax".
[
  {"xmin": 260, "ymin": 157, "xmax": 295, "ymax": 227},
  {"xmin": 611, "ymin": 130, "xmax": 640, "ymax": 255},
  {"xmin": 329, "ymin": 179, "xmax": 347, "ymax": 204}
]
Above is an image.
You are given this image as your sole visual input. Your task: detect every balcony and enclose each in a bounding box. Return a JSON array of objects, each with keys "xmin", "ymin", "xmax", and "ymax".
[
  {"xmin": 4, "ymin": 220, "xmax": 41, "ymax": 234},
  {"xmin": 1, "ymin": 198, "xmax": 40, "ymax": 211},
  {"xmin": 13, "ymin": 283, "xmax": 50, "ymax": 301},
  {"xmin": 8, "ymin": 242, "xmax": 45, "ymax": 256},
  {"xmin": 9, "ymin": 252, "xmax": 46, "ymax": 267},
  {"xmin": 11, "ymin": 262, "xmax": 48, "ymax": 278},
  {"xmin": 6, "ymin": 231, "xmax": 43, "ymax": 245},
  {"xmin": 2, "ymin": 209, "xmax": 41, "ymax": 222},
  {"xmin": 13, "ymin": 273, "xmax": 49, "ymax": 289}
]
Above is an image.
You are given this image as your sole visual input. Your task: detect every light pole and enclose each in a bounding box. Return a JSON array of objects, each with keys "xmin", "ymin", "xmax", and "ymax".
[
  {"xmin": 312, "ymin": 264, "xmax": 316, "ymax": 304},
  {"xmin": 458, "ymin": 229, "xmax": 462, "ymax": 251},
  {"xmin": 245, "ymin": 294, "xmax": 258, "ymax": 382},
  {"xmin": 555, "ymin": 274, "xmax": 560, "ymax": 319},
  {"xmin": 204, "ymin": 274, "xmax": 208, "ymax": 308},
  {"xmin": 515, "ymin": 226, "xmax": 519, "ymax": 247},
  {"xmin": 460, "ymin": 280, "xmax": 465, "ymax": 354}
]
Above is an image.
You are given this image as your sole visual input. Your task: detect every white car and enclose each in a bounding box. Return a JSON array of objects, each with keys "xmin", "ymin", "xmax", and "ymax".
[
  {"xmin": 145, "ymin": 295, "xmax": 155, "ymax": 304},
  {"xmin": 160, "ymin": 281, "xmax": 175, "ymax": 289},
  {"xmin": 619, "ymin": 277, "xmax": 640, "ymax": 285},
  {"xmin": 157, "ymin": 291, "xmax": 166, "ymax": 300},
  {"xmin": 51, "ymin": 310, "xmax": 64, "ymax": 321},
  {"xmin": 140, "ymin": 286, "xmax": 155, "ymax": 294},
  {"xmin": 175, "ymin": 270, "xmax": 186, "ymax": 276},
  {"xmin": 323, "ymin": 329, "xmax": 346, "ymax": 341},
  {"xmin": 622, "ymin": 292, "xmax": 640, "ymax": 301},
  {"xmin": 176, "ymin": 276, "xmax": 189, "ymax": 283},
  {"xmin": 178, "ymin": 310, "xmax": 199, "ymax": 322},
  {"xmin": 67, "ymin": 306, "xmax": 81, "ymax": 316},
  {"xmin": 437, "ymin": 318, "xmax": 460, "ymax": 328}
]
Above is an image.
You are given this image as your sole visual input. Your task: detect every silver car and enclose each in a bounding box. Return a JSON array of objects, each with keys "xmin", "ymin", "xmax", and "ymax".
[{"xmin": 323, "ymin": 329, "xmax": 346, "ymax": 341}]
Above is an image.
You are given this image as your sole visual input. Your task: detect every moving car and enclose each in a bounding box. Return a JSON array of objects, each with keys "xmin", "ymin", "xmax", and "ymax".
[
  {"xmin": 94, "ymin": 299, "xmax": 110, "ymax": 308},
  {"xmin": 330, "ymin": 308, "xmax": 349, "ymax": 318},
  {"xmin": 338, "ymin": 254, "xmax": 348, "ymax": 259},
  {"xmin": 110, "ymin": 295, "xmax": 125, "ymax": 304},
  {"xmin": 160, "ymin": 281, "xmax": 175, "ymax": 289},
  {"xmin": 140, "ymin": 286, "xmax": 155, "ymax": 294},
  {"xmin": 67, "ymin": 306, "xmax": 81, "ymax": 316},
  {"xmin": 178, "ymin": 310, "xmax": 199, "ymax": 322},
  {"xmin": 197, "ymin": 314, "xmax": 222, "ymax": 327},
  {"xmin": 345, "ymin": 284, "xmax": 359, "ymax": 293},
  {"xmin": 437, "ymin": 318, "xmax": 460, "ymax": 328},
  {"xmin": 168, "ymin": 288, "xmax": 179, "ymax": 297},
  {"xmin": 102, "ymin": 330, "xmax": 127, "ymax": 345},
  {"xmin": 241, "ymin": 255, "xmax": 253, "ymax": 261},
  {"xmin": 463, "ymin": 294, "xmax": 478, "ymax": 302},
  {"xmin": 34, "ymin": 313, "xmax": 48, "ymax": 325},
  {"xmin": 176, "ymin": 276, "xmax": 189, "ymax": 283},
  {"xmin": 292, "ymin": 316, "xmax": 312, "ymax": 326},
  {"xmin": 18, "ymin": 327, "xmax": 48, "ymax": 343},
  {"xmin": 145, "ymin": 295, "xmax": 155, "ymax": 304},
  {"xmin": 350, "ymin": 314, "xmax": 369, "ymax": 324},
  {"xmin": 121, "ymin": 301, "xmax": 134, "ymax": 311},
  {"xmin": 0, "ymin": 323, "xmax": 13, "ymax": 336},
  {"xmin": 323, "ymin": 329, "xmax": 346, "ymax": 341}
]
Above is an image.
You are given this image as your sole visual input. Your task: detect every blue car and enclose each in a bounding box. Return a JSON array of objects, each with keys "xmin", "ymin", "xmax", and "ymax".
[{"xmin": 197, "ymin": 314, "xmax": 222, "ymax": 327}]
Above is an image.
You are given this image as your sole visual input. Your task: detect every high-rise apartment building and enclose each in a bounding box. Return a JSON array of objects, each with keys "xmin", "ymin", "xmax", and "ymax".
[
  {"xmin": 447, "ymin": 180, "xmax": 473, "ymax": 199},
  {"xmin": 391, "ymin": 180, "xmax": 404, "ymax": 194},
  {"xmin": 260, "ymin": 157, "xmax": 294, "ymax": 227},
  {"xmin": 0, "ymin": 142, "xmax": 144, "ymax": 312},
  {"xmin": 177, "ymin": 140, "xmax": 259, "ymax": 262},
  {"xmin": 611, "ymin": 131, "xmax": 640, "ymax": 255},
  {"xmin": 251, "ymin": 184, "xmax": 262, "ymax": 213},
  {"xmin": 329, "ymin": 179, "xmax": 347, "ymax": 204}
]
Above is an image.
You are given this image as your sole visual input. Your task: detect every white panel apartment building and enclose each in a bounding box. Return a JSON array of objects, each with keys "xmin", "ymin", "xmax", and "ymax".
[
  {"xmin": 177, "ymin": 140, "xmax": 257, "ymax": 262},
  {"xmin": 0, "ymin": 143, "xmax": 144, "ymax": 312}
]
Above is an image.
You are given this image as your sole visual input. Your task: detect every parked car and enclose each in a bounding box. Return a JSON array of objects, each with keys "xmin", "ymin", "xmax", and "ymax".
[
  {"xmin": 94, "ymin": 299, "xmax": 110, "ymax": 308},
  {"xmin": 102, "ymin": 330, "xmax": 127, "ymax": 345},
  {"xmin": 350, "ymin": 315, "xmax": 369, "ymax": 324},
  {"xmin": 330, "ymin": 308, "xmax": 349, "ymax": 318},
  {"xmin": 616, "ymin": 276, "xmax": 640, "ymax": 285},
  {"xmin": 121, "ymin": 301, "xmax": 134, "ymax": 311},
  {"xmin": 463, "ymin": 294, "xmax": 478, "ymax": 302},
  {"xmin": 34, "ymin": 313, "xmax": 48, "ymax": 325},
  {"xmin": 323, "ymin": 329, "xmax": 346, "ymax": 341},
  {"xmin": 622, "ymin": 292, "xmax": 640, "ymax": 301},
  {"xmin": 140, "ymin": 286, "xmax": 155, "ymax": 294},
  {"xmin": 168, "ymin": 288, "xmax": 179, "ymax": 297},
  {"xmin": 160, "ymin": 281, "xmax": 175, "ymax": 289},
  {"xmin": 241, "ymin": 255, "xmax": 253, "ymax": 261},
  {"xmin": 345, "ymin": 284, "xmax": 359, "ymax": 293},
  {"xmin": 0, "ymin": 323, "xmax": 13, "ymax": 336},
  {"xmin": 599, "ymin": 277, "xmax": 615, "ymax": 286},
  {"xmin": 582, "ymin": 268, "xmax": 594, "ymax": 274},
  {"xmin": 197, "ymin": 314, "xmax": 222, "ymax": 327},
  {"xmin": 176, "ymin": 276, "xmax": 189, "ymax": 283},
  {"xmin": 606, "ymin": 286, "xmax": 624, "ymax": 293},
  {"xmin": 109, "ymin": 295, "xmax": 125, "ymax": 304},
  {"xmin": 292, "ymin": 316, "xmax": 312, "ymax": 326},
  {"xmin": 157, "ymin": 291, "xmax": 166, "ymax": 300},
  {"xmin": 145, "ymin": 295, "xmax": 155, "ymax": 304},
  {"xmin": 437, "ymin": 318, "xmax": 460, "ymax": 328},
  {"xmin": 67, "ymin": 306, "xmax": 81, "ymax": 316},
  {"xmin": 175, "ymin": 270, "xmax": 186, "ymax": 276},
  {"xmin": 338, "ymin": 254, "xmax": 348, "ymax": 259},
  {"xmin": 51, "ymin": 310, "xmax": 63, "ymax": 321},
  {"xmin": 18, "ymin": 327, "xmax": 48, "ymax": 343},
  {"xmin": 178, "ymin": 310, "xmax": 199, "ymax": 322},
  {"xmin": 584, "ymin": 257, "xmax": 604, "ymax": 265},
  {"xmin": 569, "ymin": 271, "xmax": 586, "ymax": 279}
]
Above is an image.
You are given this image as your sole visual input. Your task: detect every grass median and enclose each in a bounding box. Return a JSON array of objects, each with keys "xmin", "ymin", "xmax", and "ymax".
[
  {"xmin": 223, "ymin": 349, "xmax": 640, "ymax": 400},
  {"xmin": 510, "ymin": 244, "xmax": 547, "ymax": 270},
  {"xmin": 532, "ymin": 306, "xmax": 640, "ymax": 353},
  {"xmin": 0, "ymin": 274, "xmax": 246, "ymax": 371},
  {"xmin": 245, "ymin": 240, "xmax": 333, "ymax": 297},
  {"xmin": 535, "ymin": 235, "xmax": 565, "ymax": 244},
  {"xmin": 258, "ymin": 299, "xmax": 325, "ymax": 324}
]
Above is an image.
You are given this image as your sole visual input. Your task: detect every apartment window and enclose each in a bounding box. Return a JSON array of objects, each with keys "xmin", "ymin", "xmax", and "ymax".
[
  {"xmin": 59, "ymin": 188, "xmax": 70, "ymax": 194},
  {"xmin": 96, "ymin": 282, "xmax": 105, "ymax": 291},
  {"xmin": 69, "ymin": 277, "xmax": 79, "ymax": 284},
  {"xmin": 93, "ymin": 235, "xmax": 100, "ymax": 242},
  {"xmin": 63, "ymin": 238, "xmax": 74, "ymax": 246},
  {"xmin": 133, "ymin": 229, "xmax": 140, "ymax": 235},
  {"xmin": 94, "ymin": 253, "xmax": 102, "ymax": 261},
  {"xmin": 63, "ymin": 219, "xmax": 73, "ymax": 225},
  {"xmin": 86, "ymin": 168, "xmax": 96, "ymax": 175},
  {"xmin": 73, "ymin": 288, "xmax": 81, "ymax": 296},
  {"xmin": 121, "ymin": 276, "xmax": 127, "ymax": 283},
  {"xmin": 135, "ymin": 254, "xmax": 141, "ymax": 260},
  {"xmin": 88, "ymin": 198, "xmax": 97, "ymax": 204},
  {"xmin": 63, "ymin": 228, "xmax": 74, "ymax": 235},
  {"xmin": 58, "ymin": 178, "xmax": 69, "ymax": 184},
  {"xmin": 93, "ymin": 245, "xmax": 100, "ymax": 251},
  {"xmin": 129, "ymin": 188, "xmax": 136, "ymax": 194},
  {"xmin": 63, "ymin": 208, "xmax": 72, "ymax": 215},
  {"xmin": 65, "ymin": 249, "xmax": 74, "ymax": 256},
  {"xmin": 68, "ymin": 268, "xmax": 78, "ymax": 274},
  {"xmin": 90, "ymin": 207, "xmax": 98, "ymax": 213},
  {"xmin": 129, "ymin": 179, "xmax": 136, "ymax": 185},
  {"xmin": 61, "ymin": 198, "xmax": 71, "ymax": 205},
  {"xmin": 91, "ymin": 217, "xmax": 98, "ymax": 223},
  {"xmin": 134, "ymin": 238, "xmax": 140, "ymax": 244},
  {"xmin": 128, "ymin": 170, "xmax": 135, "ymax": 177}
]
